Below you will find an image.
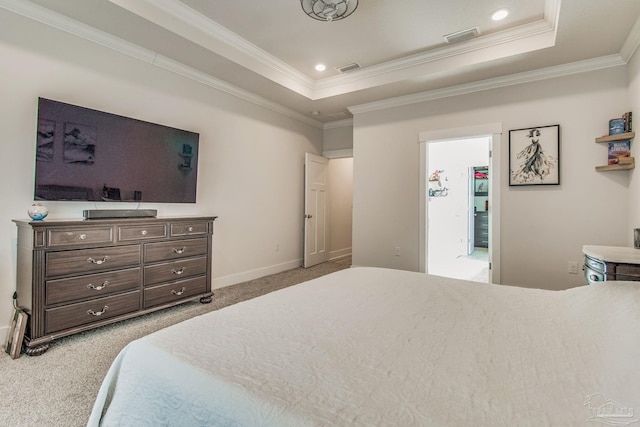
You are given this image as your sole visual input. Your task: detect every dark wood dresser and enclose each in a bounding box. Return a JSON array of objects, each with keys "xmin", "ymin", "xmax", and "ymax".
[{"xmin": 13, "ymin": 216, "xmax": 216, "ymax": 356}]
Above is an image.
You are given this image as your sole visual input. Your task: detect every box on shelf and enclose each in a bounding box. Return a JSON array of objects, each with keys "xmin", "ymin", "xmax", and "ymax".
[{"xmin": 609, "ymin": 118, "xmax": 626, "ymax": 135}]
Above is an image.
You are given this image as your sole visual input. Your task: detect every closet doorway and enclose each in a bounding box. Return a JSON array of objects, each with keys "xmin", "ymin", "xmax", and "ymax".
[{"xmin": 427, "ymin": 138, "xmax": 490, "ymax": 282}]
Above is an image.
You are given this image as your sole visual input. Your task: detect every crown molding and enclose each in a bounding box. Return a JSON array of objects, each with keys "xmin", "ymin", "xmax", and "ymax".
[
  {"xmin": 151, "ymin": 56, "xmax": 324, "ymax": 127},
  {"xmin": 109, "ymin": 0, "xmax": 316, "ymax": 98},
  {"xmin": 3, "ymin": 0, "xmax": 631, "ymax": 128},
  {"xmin": 111, "ymin": 0, "xmax": 561, "ymax": 100},
  {"xmin": 323, "ymin": 149, "xmax": 353, "ymax": 159},
  {"xmin": 348, "ymin": 54, "xmax": 627, "ymax": 115},
  {"xmin": 313, "ymin": 19, "xmax": 557, "ymax": 98},
  {"xmin": 323, "ymin": 118, "xmax": 353, "ymax": 130},
  {"xmin": 0, "ymin": 0, "xmax": 324, "ymax": 129},
  {"xmin": 620, "ymin": 15, "xmax": 640, "ymax": 62},
  {"xmin": 0, "ymin": 0, "xmax": 157, "ymax": 63}
]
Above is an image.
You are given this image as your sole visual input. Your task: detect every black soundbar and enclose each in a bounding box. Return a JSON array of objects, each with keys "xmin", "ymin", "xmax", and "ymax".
[{"xmin": 83, "ymin": 209, "xmax": 158, "ymax": 219}]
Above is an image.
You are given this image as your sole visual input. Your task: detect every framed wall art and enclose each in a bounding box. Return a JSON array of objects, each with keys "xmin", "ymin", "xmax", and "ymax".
[
  {"xmin": 5, "ymin": 306, "xmax": 27, "ymax": 359},
  {"xmin": 509, "ymin": 124, "xmax": 560, "ymax": 186}
]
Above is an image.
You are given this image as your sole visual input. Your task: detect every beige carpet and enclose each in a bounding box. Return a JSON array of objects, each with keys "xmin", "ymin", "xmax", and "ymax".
[{"xmin": 0, "ymin": 257, "xmax": 351, "ymax": 427}]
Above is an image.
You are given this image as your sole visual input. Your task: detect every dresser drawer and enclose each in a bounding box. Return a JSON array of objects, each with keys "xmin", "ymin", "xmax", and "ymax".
[
  {"xmin": 117, "ymin": 224, "xmax": 167, "ymax": 241},
  {"xmin": 143, "ymin": 276, "xmax": 207, "ymax": 309},
  {"xmin": 585, "ymin": 266, "xmax": 604, "ymax": 284},
  {"xmin": 144, "ymin": 238, "xmax": 208, "ymax": 263},
  {"xmin": 46, "ymin": 267, "xmax": 140, "ymax": 305},
  {"xmin": 48, "ymin": 227, "xmax": 113, "ymax": 247},
  {"xmin": 615, "ymin": 264, "xmax": 640, "ymax": 280},
  {"xmin": 45, "ymin": 290, "xmax": 140, "ymax": 334},
  {"xmin": 585, "ymin": 256, "xmax": 605, "ymax": 272},
  {"xmin": 144, "ymin": 256, "xmax": 207, "ymax": 286},
  {"xmin": 46, "ymin": 245, "xmax": 141, "ymax": 277},
  {"xmin": 170, "ymin": 221, "xmax": 209, "ymax": 237}
]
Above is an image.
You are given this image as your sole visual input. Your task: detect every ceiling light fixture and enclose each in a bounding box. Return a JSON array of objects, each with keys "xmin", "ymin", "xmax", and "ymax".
[
  {"xmin": 301, "ymin": 0, "xmax": 358, "ymax": 22},
  {"xmin": 315, "ymin": 64, "xmax": 327, "ymax": 72},
  {"xmin": 492, "ymin": 9, "xmax": 509, "ymax": 21}
]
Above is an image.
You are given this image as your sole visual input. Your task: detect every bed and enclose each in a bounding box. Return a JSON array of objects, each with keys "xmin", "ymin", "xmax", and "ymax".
[{"xmin": 87, "ymin": 267, "xmax": 640, "ymax": 426}]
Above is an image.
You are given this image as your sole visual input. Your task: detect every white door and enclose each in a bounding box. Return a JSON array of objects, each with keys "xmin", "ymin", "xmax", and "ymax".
[
  {"xmin": 304, "ymin": 153, "xmax": 329, "ymax": 268},
  {"xmin": 467, "ymin": 167, "xmax": 475, "ymax": 254}
]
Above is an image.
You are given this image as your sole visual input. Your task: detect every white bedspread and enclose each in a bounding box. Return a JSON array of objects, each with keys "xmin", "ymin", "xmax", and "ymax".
[{"xmin": 88, "ymin": 267, "xmax": 640, "ymax": 426}]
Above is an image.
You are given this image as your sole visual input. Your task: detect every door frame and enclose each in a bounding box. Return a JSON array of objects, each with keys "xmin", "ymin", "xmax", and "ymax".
[{"xmin": 418, "ymin": 123, "xmax": 502, "ymax": 283}]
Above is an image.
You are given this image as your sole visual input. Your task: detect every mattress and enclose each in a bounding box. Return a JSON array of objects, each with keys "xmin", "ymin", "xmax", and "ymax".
[{"xmin": 87, "ymin": 267, "xmax": 640, "ymax": 426}]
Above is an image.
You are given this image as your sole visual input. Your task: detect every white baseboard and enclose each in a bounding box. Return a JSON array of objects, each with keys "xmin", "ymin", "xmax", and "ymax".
[
  {"xmin": 329, "ymin": 247, "xmax": 352, "ymax": 260},
  {"xmin": 212, "ymin": 259, "xmax": 303, "ymax": 289}
]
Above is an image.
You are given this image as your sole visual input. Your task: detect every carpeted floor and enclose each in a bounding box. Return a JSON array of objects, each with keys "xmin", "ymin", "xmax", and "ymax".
[{"xmin": 0, "ymin": 257, "xmax": 351, "ymax": 427}]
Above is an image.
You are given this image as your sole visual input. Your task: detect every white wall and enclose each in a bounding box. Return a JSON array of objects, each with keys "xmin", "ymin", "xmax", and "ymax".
[
  {"xmin": 353, "ymin": 66, "xmax": 633, "ymax": 290},
  {"xmin": 323, "ymin": 123, "xmax": 354, "ymax": 152},
  {"xmin": 328, "ymin": 158, "xmax": 353, "ymax": 259},
  {"xmin": 627, "ymin": 50, "xmax": 640, "ymax": 243},
  {"xmin": 0, "ymin": 10, "xmax": 323, "ymax": 338}
]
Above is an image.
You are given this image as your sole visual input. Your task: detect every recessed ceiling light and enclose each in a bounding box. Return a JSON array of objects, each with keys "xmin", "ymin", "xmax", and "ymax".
[
  {"xmin": 315, "ymin": 64, "xmax": 326, "ymax": 72},
  {"xmin": 492, "ymin": 9, "xmax": 509, "ymax": 21}
]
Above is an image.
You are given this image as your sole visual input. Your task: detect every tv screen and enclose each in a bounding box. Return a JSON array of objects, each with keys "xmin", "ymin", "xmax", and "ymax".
[{"xmin": 34, "ymin": 98, "xmax": 199, "ymax": 203}]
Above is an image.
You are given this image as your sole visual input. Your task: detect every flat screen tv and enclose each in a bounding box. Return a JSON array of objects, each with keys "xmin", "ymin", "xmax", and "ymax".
[{"xmin": 34, "ymin": 98, "xmax": 199, "ymax": 203}]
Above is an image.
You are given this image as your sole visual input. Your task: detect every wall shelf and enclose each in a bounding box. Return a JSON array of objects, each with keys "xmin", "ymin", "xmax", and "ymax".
[
  {"xmin": 595, "ymin": 132, "xmax": 635, "ymax": 143},
  {"xmin": 595, "ymin": 158, "xmax": 635, "ymax": 171},
  {"xmin": 594, "ymin": 131, "xmax": 635, "ymax": 171}
]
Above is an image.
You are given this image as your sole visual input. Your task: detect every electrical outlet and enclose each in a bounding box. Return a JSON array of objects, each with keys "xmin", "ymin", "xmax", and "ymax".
[
  {"xmin": 394, "ymin": 247, "xmax": 401, "ymax": 256},
  {"xmin": 274, "ymin": 242, "xmax": 279, "ymax": 252},
  {"xmin": 568, "ymin": 261, "xmax": 578, "ymax": 274}
]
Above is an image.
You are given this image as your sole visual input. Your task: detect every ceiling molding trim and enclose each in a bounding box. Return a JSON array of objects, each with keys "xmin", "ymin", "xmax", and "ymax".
[
  {"xmin": 323, "ymin": 118, "xmax": 354, "ymax": 130},
  {"xmin": 0, "ymin": 0, "xmax": 157, "ymax": 63},
  {"xmin": 113, "ymin": 0, "xmax": 561, "ymax": 101},
  {"xmin": 348, "ymin": 54, "xmax": 626, "ymax": 115},
  {"xmin": 152, "ymin": 56, "xmax": 324, "ymax": 128},
  {"xmin": 544, "ymin": 0, "xmax": 562, "ymax": 32},
  {"xmin": 418, "ymin": 122, "xmax": 503, "ymax": 143},
  {"xmin": 314, "ymin": 19, "xmax": 557, "ymax": 96},
  {"xmin": 620, "ymin": 15, "xmax": 640, "ymax": 62},
  {"xmin": 108, "ymin": 0, "xmax": 316, "ymax": 98},
  {"xmin": 0, "ymin": 0, "xmax": 323, "ymax": 129},
  {"xmin": 323, "ymin": 149, "xmax": 353, "ymax": 159}
]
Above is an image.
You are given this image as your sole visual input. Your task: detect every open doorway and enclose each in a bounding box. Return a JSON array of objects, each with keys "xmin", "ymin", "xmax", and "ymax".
[
  {"xmin": 304, "ymin": 153, "xmax": 353, "ymax": 268},
  {"xmin": 427, "ymin": 137, "xmax": 490, "ymax": 282}
]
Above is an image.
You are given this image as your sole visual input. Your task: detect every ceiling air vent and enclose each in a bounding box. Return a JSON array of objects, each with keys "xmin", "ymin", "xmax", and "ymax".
[
  {"xmin": 443, "ymin": 27, "xmax": 479, "ymax": 44},
  {"xmin": 336, "ymin": 63, "xmax": 360, "ymax": 73}
]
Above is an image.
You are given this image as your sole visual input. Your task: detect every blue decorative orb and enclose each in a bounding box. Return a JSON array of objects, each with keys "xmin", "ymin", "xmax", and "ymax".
[{"xmin": 28, "ymin": 203, "xmax": 48, "ymax": 221}]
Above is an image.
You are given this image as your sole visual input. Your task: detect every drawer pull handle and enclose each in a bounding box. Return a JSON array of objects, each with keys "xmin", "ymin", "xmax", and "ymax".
[
  {"xmin": 589, "ymin": 274, "xmax": 600, "ymax": 281},
  {"xmin": 171, "ymin": 287, "xmax": 187, "ymax": 296},
  {"xmin": 173, "ymin": 247, "xmax": 186, "ymax": 254},
  {"xmin": 78, "ymin": 233, "xmax": 87, "ymax": 240},
  {"xmin": 141, "ymin": 230, "xmax": 148, "ymax": 236},
  {"xmin": 87, "ymin": 256, "xmax": 110, "ymax": 265},
  {"xmin": 171, "ymin": 267, "xmax": 185, "ymax": 275},
  {"xmin": 188, "ymin": 227, "xmax": 194, "ymax": 232},
  {"xmin": 87, "ymin": 306, "xmax": 109, "ymax": 316},
  {"xmin": 87, "ymin": 281, "xmax": 109, "ymax": 291}
]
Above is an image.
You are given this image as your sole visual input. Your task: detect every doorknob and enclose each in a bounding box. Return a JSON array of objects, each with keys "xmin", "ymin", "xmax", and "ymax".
[{"xmin": 305, "ymin": 214, "xmax": 313, "ymax": 219}]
